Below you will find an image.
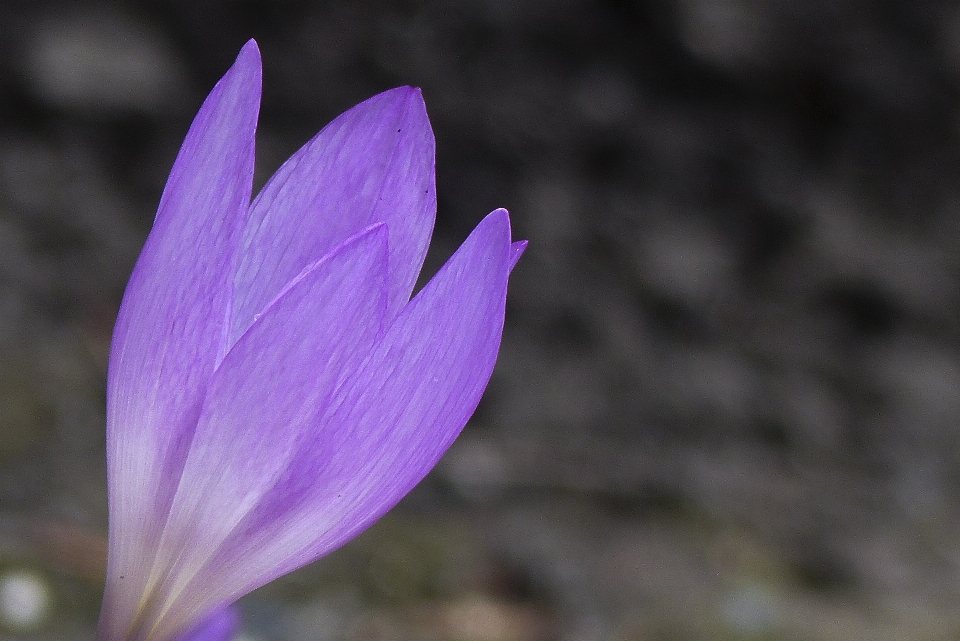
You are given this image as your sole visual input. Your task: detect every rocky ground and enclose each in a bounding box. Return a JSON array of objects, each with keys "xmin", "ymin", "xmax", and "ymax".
[{"xmin": 3, "ymin": 1, "xmax": 960, "ymax": 639}]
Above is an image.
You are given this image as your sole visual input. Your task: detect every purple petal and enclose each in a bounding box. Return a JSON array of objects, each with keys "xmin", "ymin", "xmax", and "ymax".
[
  {"xmin": 175, "ymin": 209, "xmax": 514, "ymax": 604},
  {"xmin": 127, "ymin": 225, "xmax": 389, "ymax": 641},
  {"xmin": 172, "ymin": 607, "xmax": 240, "ymax": 641},
  {"xmin": 509, "ymin": 240, "xmax": 528, "ymax": 271},
  {"xmin": 229, "ymin": 86, "xmax": 435, "ymax": 344},
  {"xmin": 99, "ymin": 40, "xmax": 260, "ymax": 641}
]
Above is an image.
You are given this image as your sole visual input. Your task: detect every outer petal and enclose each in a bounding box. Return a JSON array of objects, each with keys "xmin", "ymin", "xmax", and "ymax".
[
  {"xmin": 229, "ymin": 86, "xmax": 435, "ymax": 344},
  {"xmin": 98, "ymin": 41, "xmax": 260, "ymax": 641},
  {"xmin": 169, "ymin": 209, "xmax": 514, "ymax": 611},
  {"xmin": 129, "ymin": 226, "xmax": 388, "ymax": 641}
]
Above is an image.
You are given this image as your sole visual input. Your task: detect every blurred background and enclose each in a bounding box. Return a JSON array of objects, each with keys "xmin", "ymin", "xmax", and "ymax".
[{"xmin": 2, "ymin": 0, "xmax": 960, "ymax": 639}]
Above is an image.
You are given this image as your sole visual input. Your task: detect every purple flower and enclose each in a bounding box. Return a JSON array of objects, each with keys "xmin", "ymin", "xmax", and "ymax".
[{"xmin": 95, "ymin": 40, "xmax": 525, "ymax": 641}]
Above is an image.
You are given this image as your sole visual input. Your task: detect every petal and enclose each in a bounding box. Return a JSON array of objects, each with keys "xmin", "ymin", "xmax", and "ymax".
[
  {"xmin": 130, "ymin": 225, "xmax": 388, "ymax": 641},
  {"xmin": 176, "ymin": 209, "xmax": 514, "ymax": 607},
  {"xmin": 229, "ymin": 86, "xmax": 436, "ymax": 344},
  {"xmin": 98, "ymin": 40, "xmax": 260, "ymax": 641},
  {"xmin": 509, "ymin": 240, "xmax": 528, "ymax": 271},
  {"xmin": 171, "ymin": 607, "xmax": 240, "ymax": 641}
]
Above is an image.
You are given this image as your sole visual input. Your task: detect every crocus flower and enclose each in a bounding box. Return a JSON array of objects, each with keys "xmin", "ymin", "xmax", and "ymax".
[{"xmin": 96, "ymin": 40, "xmax": 525, "ymax": 641}]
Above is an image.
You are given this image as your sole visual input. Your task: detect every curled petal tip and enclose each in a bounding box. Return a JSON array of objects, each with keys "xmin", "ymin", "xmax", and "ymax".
[
  {"xmin": 510, "ymin": 240, "xmax": 528, "ymax": 271},
  {"xmin": 482, "ymin": 209, "xmax": 526, "ymax": 270}
]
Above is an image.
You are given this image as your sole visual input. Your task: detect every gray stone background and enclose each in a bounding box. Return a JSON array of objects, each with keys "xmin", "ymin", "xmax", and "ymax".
[{"xmin": 2, "ymin": 0, "xmax": 960, "ymax": 639}]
